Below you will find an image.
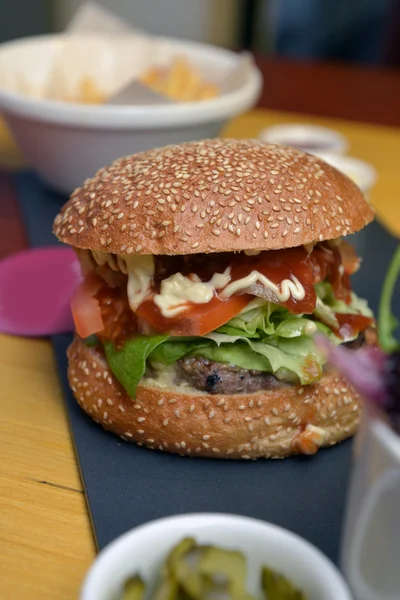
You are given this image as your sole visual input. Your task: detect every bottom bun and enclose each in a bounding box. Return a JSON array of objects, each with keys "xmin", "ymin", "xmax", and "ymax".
[{"xmin": 67, "ymin": 336, "xmax": 362, "ymax": 459}]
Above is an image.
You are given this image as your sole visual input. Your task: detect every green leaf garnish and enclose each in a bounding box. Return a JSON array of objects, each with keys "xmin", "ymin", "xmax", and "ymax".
[{"xmin": 378, "ymin": 246, "xmax": 400, "ymax": 353}]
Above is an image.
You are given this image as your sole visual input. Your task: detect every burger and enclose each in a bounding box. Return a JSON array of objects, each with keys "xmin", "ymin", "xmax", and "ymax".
[{"xmin": 53, "ymin": 139, "xmax": 375, "ymax": 459}]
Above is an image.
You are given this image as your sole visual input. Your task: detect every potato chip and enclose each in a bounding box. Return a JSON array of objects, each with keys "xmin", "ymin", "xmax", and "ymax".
[{"xmin": 139, "ymin": 56, "xmax": 219, "ymax": 102}]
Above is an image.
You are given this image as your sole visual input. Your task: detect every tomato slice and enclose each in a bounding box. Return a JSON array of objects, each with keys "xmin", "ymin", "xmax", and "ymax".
[
  {"xmin": 70, "ymin": 273, "xmax": 104, "ymax": 338},
  {"xmin": 136, "ymin": 294, "xmax": 252, "ymax": 336},
  {"xmin": 335, "ymin": 313, "xmax": 373, "ymax": 340},
  {"xmin": 339, "ymin": 241, "xmax": 361, "ymax": 275},
  {"xmin": 95, "ymin": 285, "xmax": 138, "ymax": 347}
]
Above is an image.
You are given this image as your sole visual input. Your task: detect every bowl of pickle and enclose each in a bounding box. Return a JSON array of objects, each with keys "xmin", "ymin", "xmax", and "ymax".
[{"xmin": 81, "ymin": 513, "xmax": 352, "ymax": 600}]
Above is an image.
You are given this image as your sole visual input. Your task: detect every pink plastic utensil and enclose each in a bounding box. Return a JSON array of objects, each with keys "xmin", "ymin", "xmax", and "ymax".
[{"xmin": 0, "ymin": 247, "xmax": 81, "ymax": 336}]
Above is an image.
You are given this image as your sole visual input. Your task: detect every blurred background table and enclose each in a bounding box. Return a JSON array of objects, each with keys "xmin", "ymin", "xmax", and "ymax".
[{"xmin": 1, "ymin": 57, "xmax": 400, "ymax": 600}]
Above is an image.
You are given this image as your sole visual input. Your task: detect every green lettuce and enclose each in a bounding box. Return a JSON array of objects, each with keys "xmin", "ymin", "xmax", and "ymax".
[
  {"xmin": 104, "ymin": 335, "xmax": 168, "ymax": 397},
  {"xmin": 148, "ymin": 338, "xmax": 210, "ymax": 367},
  {"xmin": 315, "ymin": 282, "xmax": 373, "ymax": 318},
  {"xmin": 199, "ymin": 335, "xmax": 324, "ymax": 384}
]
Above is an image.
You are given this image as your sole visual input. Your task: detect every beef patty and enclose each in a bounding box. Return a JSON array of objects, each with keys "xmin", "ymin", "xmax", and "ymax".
[
  {"xmin": 175, "ymin": 330, "xmax": 375, "ymax": 395},
  {"xmin": 175, "ymin": 357, "xmax": 287, "ymax": 395}
]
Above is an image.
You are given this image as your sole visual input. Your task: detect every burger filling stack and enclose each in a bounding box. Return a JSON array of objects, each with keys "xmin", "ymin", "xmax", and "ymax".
[{"xmin": 53, "ymin": 139, "xmax": 375, "ymax": 459}]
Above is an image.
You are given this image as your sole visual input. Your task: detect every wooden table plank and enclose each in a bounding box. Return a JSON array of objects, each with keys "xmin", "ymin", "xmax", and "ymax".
[
  {"xmin": 0, "ymin": 334, "xmax": 95, "ymax": 598},
  {"xmin": 0, "ymin": 475, "xmax": 94, "ymax": 599}
]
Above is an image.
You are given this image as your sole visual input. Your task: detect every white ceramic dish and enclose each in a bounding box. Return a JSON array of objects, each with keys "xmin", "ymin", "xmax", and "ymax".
[
  {"xmin": 0, "ymin": 34, "xmax": 262, "ymax": 194},
  {"xmin": 315, "ymin": 152, "xmax": 377, "ymax": 196},
  {"xmin": 259, "ymin": 124, "xmax": 349, "ymax": 155},
  {"xmin": 81, "ymin": 513, "xmax": 353, "ymax": 600}
]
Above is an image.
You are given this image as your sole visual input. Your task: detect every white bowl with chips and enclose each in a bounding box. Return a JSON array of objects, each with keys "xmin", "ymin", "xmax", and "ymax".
[
  {"xmin": 81, "ymin": 513, "xmax": 352, "ymax": 600},
  {"xmin": 0, "ymin": 34, "xmax": 262, "ymax": 194}
]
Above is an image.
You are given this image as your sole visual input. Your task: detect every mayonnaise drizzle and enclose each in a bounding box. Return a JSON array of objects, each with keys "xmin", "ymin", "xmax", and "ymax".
[
  {"xmin": 88, "ymin": 251, "xmax": 306, "ymax": 316},
  {"xmin": 90, "ymin": 250, "xmax": 154, "ymax": 310},
  {"xmin": 154, "ymin": 268, "xmax": 231, "ymax": 318},
  {"xmin": 124, "ymin": 255, "xmax": 155, "ymax": 311},
  {"xmin": 220, "ymin": 271, "xmax": 305, "ymax": 302}
]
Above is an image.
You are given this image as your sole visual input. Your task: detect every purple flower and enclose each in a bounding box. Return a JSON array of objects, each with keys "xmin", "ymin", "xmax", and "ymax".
[{"xmin": 315, "ymin": 334, "xmax": 388, "ymax": 405}]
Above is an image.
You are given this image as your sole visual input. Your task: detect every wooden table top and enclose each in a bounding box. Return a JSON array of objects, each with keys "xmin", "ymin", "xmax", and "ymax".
[{"xmin": 1, "ymin": 57, "xmax": 400, "ymax": 600}]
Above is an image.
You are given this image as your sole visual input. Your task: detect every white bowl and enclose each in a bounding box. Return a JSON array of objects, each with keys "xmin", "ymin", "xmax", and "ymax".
[
  {"xmin": 0, "ymin": 34, "xmax": 262, "ymax": 194},
  {"xmin": 314, "ymin": 152, "xmax": 378, "ymax": 196},
  {"xmin": 81, "ymin": 513, "xmax": 352, "ymax": 600},
  {"xmin": 259, "ymin": 123, "xmax": 349, "ymax": 154}
]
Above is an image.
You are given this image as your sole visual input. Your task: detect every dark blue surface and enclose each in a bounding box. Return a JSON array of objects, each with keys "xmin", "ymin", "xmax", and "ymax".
[{"xmin": 14, "ymin": 172, "xmax": 399, "ymax": 562}]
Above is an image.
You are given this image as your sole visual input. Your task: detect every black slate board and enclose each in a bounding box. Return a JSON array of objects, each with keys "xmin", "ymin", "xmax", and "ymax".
[{"xmin": 14, "ymin": 172, "xmax": 400, "ymax": 564}]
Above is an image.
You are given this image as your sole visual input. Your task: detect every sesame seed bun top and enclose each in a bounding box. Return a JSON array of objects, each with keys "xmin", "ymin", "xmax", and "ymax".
[{"xmin": 53, "ymin": 139, "xmax": 374, "ymax": 255}]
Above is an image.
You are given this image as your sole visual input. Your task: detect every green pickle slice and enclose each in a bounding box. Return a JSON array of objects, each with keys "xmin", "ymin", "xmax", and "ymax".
[
  {"xmin": 121, "ymin": 575, "xmax": 146, "ymax": 600},
  {"xmin": 261, "ymin": 566, "xmax": 306, "ymax": 599},
  {"xmin": 118, "ymin": 539, "xmax": 308, "ymax": 600},
  {"xmin": 151, "ymin": 574, "xmax": 179, "ymax": 600}
]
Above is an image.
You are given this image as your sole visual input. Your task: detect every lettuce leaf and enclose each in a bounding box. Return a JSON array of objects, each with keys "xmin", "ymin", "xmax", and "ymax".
[
  {"xmin": 315, "ymin": 281, "xmax": 373, "ymax": 318},
  {"xmin": 104, "ymin": 335, "xmax": 168, "ymax": 397},
  {"xmin": 197, "ymin": 335, "xmax": 324, "ymax": 384},
  {"xmin": 218, "ymin": 298, "xmax": 283, "ymax": 337},
  {"xmin": 313, "ymin": 282, "xmax": 373, "ymax": 338},
  {"xmin": 149, "ymin": 339, "xmax": 209, "ymax": 366}
]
